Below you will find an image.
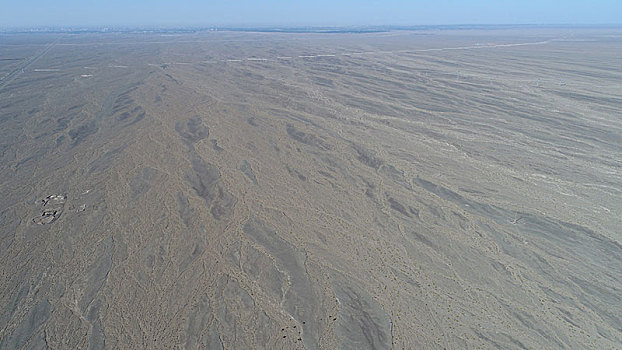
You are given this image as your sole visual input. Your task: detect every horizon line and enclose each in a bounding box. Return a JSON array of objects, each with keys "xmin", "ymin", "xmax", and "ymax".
[{"xmin": 2, "ymin": 23, "xmax": 622, "ymax": 33}]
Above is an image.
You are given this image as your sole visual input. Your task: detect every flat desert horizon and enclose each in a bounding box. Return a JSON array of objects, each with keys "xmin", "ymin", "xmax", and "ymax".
[{"xmin": 0, "ymin": 27, "xmax": 621, "ymax": 349}]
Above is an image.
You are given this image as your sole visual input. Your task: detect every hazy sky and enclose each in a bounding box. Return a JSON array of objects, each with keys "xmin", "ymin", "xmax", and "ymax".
[{"xmin": 2, "ymin": 0, "xmax": 621, "ymax": 28}]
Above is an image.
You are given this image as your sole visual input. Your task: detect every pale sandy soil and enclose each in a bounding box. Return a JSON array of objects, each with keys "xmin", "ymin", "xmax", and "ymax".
[{"xmin": 0, "ymin": 28, "xmax": 621, "ymax": 349}]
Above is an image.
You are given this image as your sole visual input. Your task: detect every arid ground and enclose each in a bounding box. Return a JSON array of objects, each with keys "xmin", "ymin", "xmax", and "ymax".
[{"xmin": 1, "ymin": 28, "xmax": 621, "ymax": 349}]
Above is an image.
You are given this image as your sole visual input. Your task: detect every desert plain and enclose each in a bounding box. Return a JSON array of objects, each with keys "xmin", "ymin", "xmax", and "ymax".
[{"xmin": 0, "ymin": 27, "xmax": 621, "ymax": 349}]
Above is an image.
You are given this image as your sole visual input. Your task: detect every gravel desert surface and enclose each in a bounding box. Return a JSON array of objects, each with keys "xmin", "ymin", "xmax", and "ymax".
[{"xmin": 1, "ymin": 28, "xmax": 621, "ymax": 349}]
